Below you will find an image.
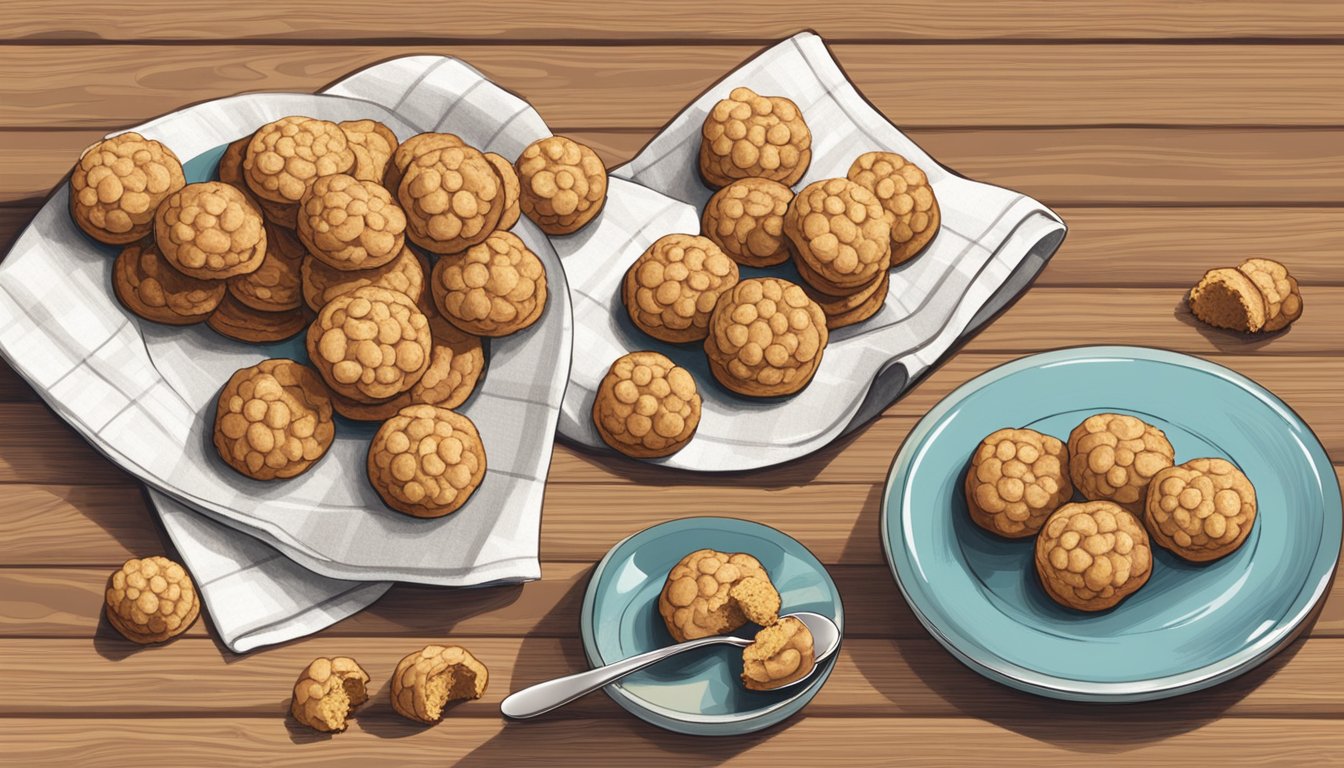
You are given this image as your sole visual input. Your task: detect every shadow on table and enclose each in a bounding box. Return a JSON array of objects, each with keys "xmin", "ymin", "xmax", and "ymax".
[{"xmin": 1171, "ymin": 295, "xmax": 1294, "ymax": 352}]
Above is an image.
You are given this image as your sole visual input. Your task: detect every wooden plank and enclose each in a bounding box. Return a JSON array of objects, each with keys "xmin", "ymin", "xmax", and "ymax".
[
  {"xmin": 0, "ymin": 404, "xmax": 138, "ymax": 485},
  {"xmin": 8, "ymin": 1, "xmax": 1344, "ymax": 42},
  {"xmin": 2, "ymin": 716, "xmax": 1339, "ymax": 766},
  {"xmin": 2, "ymin": 45, "xmax": 1343, "ymax": 130},
  {"xmin": 0, "ymin": 484, "xmax": 154, "ymax": 564}
]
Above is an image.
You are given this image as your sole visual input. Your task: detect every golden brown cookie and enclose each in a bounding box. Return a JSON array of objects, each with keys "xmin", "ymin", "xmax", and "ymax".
[
  {"xmin": 213, "ymin": 358, "xmax": 335, "ymax": 480},
  {"xmin": 339, "ymin": 119, "xmax": 399, "ymax": 184},
  {"xmin": 1188, "ymin": 267, "xmax": 1268, "ymax": 333},
  {"xmin": 367, "ymin": 405, "xmax": 487, "ymax": 518},
  {"xmin": 700, "ymin": 178, "xmax": 796, "ymax": 268},
  {"xmin": 391, "ymin": 645, "xmax": 489, "ymax": 725},
  {"xmin": 1068, "ymin": 413, "xmax": 1175, "ymax": 514},
  {"xmin": 1035, "ymin": 501, "xmax": 1152, "ymax": 612},
  {"xmin": 297, "ymin": 174, "xmax": 407, "ymax": 271},
  {"xmin": 218, "ymin": 136, "xmax": 260, "ymax": 204},
  {"xmin": 704, "ymin": 277, "xmax": 828, "ymax": 398},
  {"xmin": 228, "ymin": 222, "xmax": 305, "ymax": 312},
  {"xmin": 69, "ymin": 132, "xmax": 186, "ymax": 245},
  {"xmin": 243, "ymin": 116, "xmax": 354, "ymax": 208},
  {"xmin": 484, "ymin": 152, "xmax": 521, "ymax": 231},
  {"xmin": 965, "ymin": 427, "xmax": 1072, "ymax": 538},
  {"xmin": 385, "ymin": 132, "xmax": 465, "ymax": 193},
  {"xmin": 785, "ymin": 178, "xmax": 891, "ymax": 294},
  {"xmin": 290, "ymin": 657, "xmax": 371, "ymax": 733},
  {"xmin": 399, "ymin": 144, "xmax": 507, "ymax": 255},
  {"xmin": 741, "ymin": 616, "xmax": 816, "ymax": 692},
  {"xmin": 514, "ymin": 136, "xmax": 607, "ymax": 235},
  {"xmin": 699, "ymin": 87, "xmax": 811, "ymax": 188},
  {"xmin": 658, "ymin": 549, "xmax": 780, "ymax": 643},
  {"xmin": 431, "ymin": 230, "xmax": 547, "ymax": 337},
  {"xmin": 847, "ymin": 152, "xmax": 940, "ymax": 266},
  {"xmin": 104, "ymin": 555, "xmax": 199, "ymax": 644},
  {"xmin": 1145, "ymin": 458, "xmax": 1257, "ymax": 562},
  {"xmin": 208, "ymin": 292, "xmax": 312, "ymax": 343},
  {"xmin": 307, "ymin": 286, "xmax": 431, "ymax": 402},
  {"xmin": 1238, "ymin": 258, "xmax": 1303, "ymax": 332},
  {"xmin": 154, "ymin": 181, "xmax": 267, "ymax": 280},
  {"xmin": 113, "ymin": 239, "xmax": 226, "ymax": 325},
  {"xmin": 801, "ymin": 269, "xmax": 888, "ymax": 330},
  {"xmin": 592, "ymin": 351, "xmax": 701, "ymax": 458},
  {"xmin": 622, "ymin": 234, "xmax": 739, "ymax": 343},
  {"xmin": 301, "ymin": 246, "xmax": 427, "ymax": 313}
]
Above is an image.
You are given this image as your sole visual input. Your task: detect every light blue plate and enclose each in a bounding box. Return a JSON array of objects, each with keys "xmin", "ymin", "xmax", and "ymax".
[
  {"xmin": 882, "ymin": 345, "xmax": 1341, "ymax": 702},
  {"xmin": 580, "ymin": 517, "xmax": 843, "ymax": 734}
]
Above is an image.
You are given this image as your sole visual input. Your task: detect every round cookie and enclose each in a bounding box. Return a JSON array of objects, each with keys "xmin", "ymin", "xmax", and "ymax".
[
  {"xmin": 367, "ymin": 404, "xmax": 487, "ymax": 518},
  {"xmin": 208, "ymin": 292, "xmax": 312, "ymax": 343},
  {"xmin": 306, "ymin": 285, "xmax": 432, "ymax": 402},
  {"xmin": 228, "ymin": 221, "xmax": 305, "ymax": 312},
  {"xmin": 385, "ymin": 132, "xmax": 465, "ymax": 193},
  {"xmin": 221, "ymin": 133, "xmax": 298, "ymax": 227},
  {"xmin": 339, "ymin": 119, "xmax": 399, "ymax": 184},
  {"xmin": 657, "ymin": 549, "xmax": 781, "ymax": 643},
  {"xmin": 104, "ymin": 555, "xmax": 199, "ymax": 644},
  {"xmin": 301, "ymin": 246, "xmax": 427, "ymax": 313},
  {"xmin": 113, "ymin": 239, "xmax": 226, "ymax": 325},
  {"xmin": 801, "ymin": 269, "xmax": 889, "ymax": 330},
  {"xmin": 741, "ymin": 616, "xmax": 816, "ymax": 692},
  {"xmin": 514, "ymin": 136, "xmax": 607, "ymax": 235},
  {"xmin": 701, "ymin": 178, "xmax": 795, "ymax": 268},
  {"xmin": 391, "ymin": 645, "xmax": 489, "ymax": 724},
  {"xmin": 847, "ymin": 151, "xmax": 940, "ymax": 266},
  {"xmin": 699, "ymin": 87, "xmax": 811, "ymax": 188},
  {"xmin": 213, "ymin": 358, "xmax": 335, "ymax": 480},
  {"xmin": 69, "ymin": 132, "xmax": 186, "ymax": 245},
  {"xmin": 592, "ymin": 351, "xmax": 701, "ymax": 458},
  {"xmin": 1188, "ymin": 267, "xmax": 1268, "ymax": 333},
  {"xmin": 242, "ymin": 116, "xmax": 355, "ymax": 207},
  {"xmin": 290, "ymin": 656, "xmax": 371, "ymax": 733},
  {"xmin": 1145, "ymin": 457, "xmax": 1257, "ymax": 562},
  {"xmin": 1068, "ymin": 413, "xmax": 1175, "ymax": 513},
  {"xmin": 622, "ymin": 233, "xmax": 739, "ymax": 343},
  {"xmin": 484, "ymin": 152, "xmax": 521, "ymax": 231},
  {"xmin": 431, "ymin": 230, "xmax": 547, "ymax": 337},
  {"xmin": 965, "ymin": 427, "xmax": 1072, "ymax": 538},
  {"xmin": 785, "ymin": 178, "xmax": 892, "ymax": 294},
  {"xmin": 1035, "ymin": 501, "xmax": 1152, "ymax": 612},
  {"xmin": 704, "ymin": 277, "xmax": 828, "ymax": 398},
  {"xmin": 297, "ymin": 174, "xmax": 407, "ymax": 271},
  {"xmin": 399, "ymin": 144, "xmax": 505, "ymax": 254},
  {"xmin": 1238, "ymin": 257, "xmax": 1303, "ymax": 332},
  {"xmin": 154, "ymin": 181, "xmax": 267, "ymax": 280}
]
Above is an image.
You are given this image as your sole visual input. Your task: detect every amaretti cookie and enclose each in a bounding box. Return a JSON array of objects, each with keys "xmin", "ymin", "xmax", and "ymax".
[
  {"xmin": 847, "ymin": 151, "xmax": 940, "ymax": 266},
  {"xmin": 298, "ymin": 173, "xmax": 407, "ymax": 271},
  {"xmin": 1188, "ymin": 267, "xmax": 1268, "ymax": 333},
  {"xmin": 301, "ymin": 246, "xmax": 427, "ymax": 313},
  {"xmin": 154, "ymin": 181, "xmax": 267, "ymax": 280},
  {"xmin": 213, "ymin": 358, "xmax": 335, "ymax": 480},
  {"xmin": 741, "ymin": 615, "xmax": 816, "ymax": 691},
  {"xmin": 1035, "ymin": 501, "xmax": 1153, "ymax": 612},
  {"xmin": 339, "ymin": 119, "xmax": 399, "ymax": 184},
  {"xmin": 1145, "ymin": 457, "xmax": 1256, "ymax": 562},
  {"xmin": 431, "ymin": 230, "xmax": 547, "ymax": 337},
  {"xmin": 484, "ymin": 152, "xmax": 522, "ymax": 231},
  {"xmin": 622, "ymin": 233, "xmax": 739, "ymax": 343},
  {"xmin": 399, "ymin": 144, "xmax": 506, "ymax": 254},
  {"xmin": 699, "ymin": 87, "xmax": 811, "ymax": 188},
  {"xmin": 228, "ymin": 222, "xmax": 305, "ymax": 313},
  {"xmin": 1238, "ymin": 258, "xmax": 1303, "ymax": 332},
  {"xmin": 367, "ymin": 405, "xmax": 486, "ymax": 518},
  {"xmin": 70, "ymin": 132, "xmax": 185, "ymax": 245},
  {"xmin": 290, "ymin": 657, "xmax": 371, "ymax": 733},
  {"xmin": 391, "ymin": 645, "xmax": 489, "ymax": 725},
  {"xmin": 113, "ymin": 240, "xmax": 226, "ymax": 325},
  {"xmin": 243, "ymin": 116, "xmax": 355, "ymax": 211},
  {"xmin": 592, "ymin": 351, "xmax": 701, "ymax": 458},
  {"xmin": 385, "ymin": 132, "xmax": 464, "ymax": 193},
  {"xmin": 104, "ymin": 555, "xmax": 199, "ymax": 644},
  {"xmin": 658, "ymin": 549, "xmax": 781, "ymax": 642},
  {"xmin": 785, "ymin": 178, "xmax": 891, "ymax": 294},
  {"xmin": 306, "ymin": 286, "xmax": 431, "ymax": 402},
  {"xmin": 801, "ymin": 270, "xmax": 888, "ymax": 330},
  {"xmin": 700, "ymin": 178, "xmax": 796, "ymax": 268},
  {"xmin": 704, "ymin": 277, "xmax": 828, "ymax": 398},
  {"xmin": 1068, "ymin": 413, "xmax": 1174, "ymax": 514},
  {"xmin": 515, "ymin": 136, "xmax": 607, "ymax": 235},
  {"xmin": 965, "ymin": 427, "xmax": 1072, "ymax": 538},
  {"xmin": 208, "ymin": 293, "xmax": 312, "ymax": 343}
]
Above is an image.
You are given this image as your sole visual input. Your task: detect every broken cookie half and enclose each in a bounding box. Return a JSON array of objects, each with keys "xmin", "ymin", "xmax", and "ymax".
[
  {"xmin": 391, "ymin": 644, "xmax": 489, "ymax": 725},
  {"xmin": 290, "ymin": 656, "xmax": 371, "ymax": 733},
  {"xmin": 741, "ymin": 615, "xmax": 817, "ymax": 691}
]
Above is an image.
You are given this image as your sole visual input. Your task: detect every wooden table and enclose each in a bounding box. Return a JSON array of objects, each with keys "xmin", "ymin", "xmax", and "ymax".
[{"xmin": 2, "ymin": 3, "xmax": 1342, "ymax": 765}]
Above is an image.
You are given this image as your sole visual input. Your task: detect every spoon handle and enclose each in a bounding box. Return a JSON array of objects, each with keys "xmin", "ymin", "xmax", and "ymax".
[{"xmin": 501, "ymin": 635, "xmax": 746, "ymax": 719}]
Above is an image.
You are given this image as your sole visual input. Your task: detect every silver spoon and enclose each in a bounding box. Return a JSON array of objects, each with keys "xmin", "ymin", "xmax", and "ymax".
[{"xmin": 500, "ymin": 611, "xmax": 842, "ymax": 720}]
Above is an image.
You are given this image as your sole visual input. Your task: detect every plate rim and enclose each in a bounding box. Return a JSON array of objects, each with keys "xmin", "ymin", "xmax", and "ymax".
[{"xmin": 880, "ymin": 344, "xmax": 1342, "ymax": 702}]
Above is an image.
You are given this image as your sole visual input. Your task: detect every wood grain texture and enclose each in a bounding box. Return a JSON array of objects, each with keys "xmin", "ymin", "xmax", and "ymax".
[{"xmin": 3, "ymin": 45, "xmax": 1343, "ymax": 130}]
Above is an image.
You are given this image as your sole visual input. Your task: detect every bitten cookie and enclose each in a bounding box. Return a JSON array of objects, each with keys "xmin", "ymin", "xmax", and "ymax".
[
  {"xmin": 658, "ymin": 549, "xmax": 781, "ymax": 642},
  {"xmin": 400, "ymin": 144, "xmax": 506, "ymax": 255},
  {"xmin": 330, "ymin": 314, "xmax": 485, "ymax": 421},
  {"xmin": 514, "ymin": 136, "xmax": 607, "ymax": 235},
  {"xmin": 847, "ymin": 152, "xmax": 940, "ymax": 266},
  {"xmin": 785, "ymin": 178, "xmax": 891, "ymax": 294},
  {"xmin": 1068, "ymin": 413, "xmax": 1175, "ymax": 513},
  {"xmin": 699, "ymin": 87, "xmax": 811, "ymax": 188},
  {"xmin": 701, "ymin": 178, "xmax": 796, "ymax": 267},
  {"xmin": 965, "ymin": 427, "xmax": 1072, "ymax": 538},
  {"xmin": 1188, "ymin": 267, "xmax": 1268, "ymax": 333},
  {"xmin": 208, "ymin": 293, "xmax": 312, "ymax": 343},
  {"xmin": 104, "ymin": 555, "xmax": 199, "ymax": 644},
  {"xmin": 801, "ymin": 270, "xmax": 888, "ymax": 330},
  {"xmin": 622, "ymin": 233, "xmax": 739, "ymax": 343},
  {"xmin": 339, "ymin": 119, "xmax": 399, "ymax": 184},
  {"xmin": 297, "ymin": 173, "xmax": 407, "ymax": 271},
  {"xmin": 385, "ymin": 132, "xmax": 465, "ymax": 193},
  {"xmin": 1238, "ymin": 258, "xmax": 1303, "ymax": 332},
  {"xmin": 113, "ymin": 239, "xmax": 226, "ymax": 325},
  {"xmin": 243, "ymin": 116, "xmax": 355, "ymax": 208},
  {"xmin": 484, "ymin": 152, "xmax": 522, "ymax": 231},
  {"xmin": 391, "ymin": 645, "xmax": 489, "ymax": 725},
  {"xmin": 213, "ymin": 358, "xmax": 335, "ymax": 480},
  {"xmin": 704, "ymin": 277, "xmax": 828, "ymax": 398},
  {"xmin": 368, "ymin": 405, "xmax": 487, "ymax": 518},
  {"xmin": 290, "ymin": 657, "xmax": 371, "ymax": 733},
  {"xmin": 592, "ymin": 351, "xmax": 701, "ymax": 458},
  {"xmin": 301, "ymin": 246, "xmax": 427, "ymax": 312},
  {"xmin": 70, "ymin": 132, "xmax": 185, "ymax": 244},
  {"xmin": 154, "ymin": 181, "xmax": 267, "ymax": 280},
  {"xmin": 307, "ymin": 286, "xmax": 431, "ymax": 402},
  {"xmin": 1145, "ymin": 457, "xmax": 1257, "ymax": 562},
  {"xmin": 741, "ymin": 616, "xmax": 816, "ymax": 692},
  {"xmin": 431, "ymin": 230, "xmax": 547, "ymax": 337},
  {"xmin": 1035, "ymin": 501, "xmax": 1153, "ymax": 612},
  {"xmin": 228, "ymin": 222, "xmax": 305, "ymax": 312}
]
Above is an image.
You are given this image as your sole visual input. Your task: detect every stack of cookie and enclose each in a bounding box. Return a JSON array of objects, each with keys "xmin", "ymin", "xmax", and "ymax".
[{"xmin": 1188, "ymin": 257, "xmax": 1304, "ymax": 334}]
